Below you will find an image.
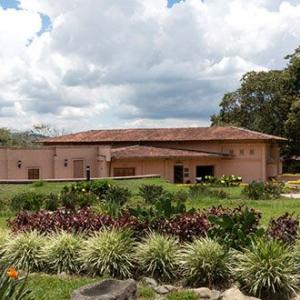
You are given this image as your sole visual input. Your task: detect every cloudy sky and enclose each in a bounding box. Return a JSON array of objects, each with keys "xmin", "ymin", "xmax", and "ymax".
[{"xmin": 1, "ymin": 0, "xmax": 300, "ymax": 132}]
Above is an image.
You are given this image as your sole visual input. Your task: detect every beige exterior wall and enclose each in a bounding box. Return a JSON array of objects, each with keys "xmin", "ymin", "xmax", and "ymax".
[{"xmin": 0, "ymin": 140, "xmax": 282, "ymax": 183}]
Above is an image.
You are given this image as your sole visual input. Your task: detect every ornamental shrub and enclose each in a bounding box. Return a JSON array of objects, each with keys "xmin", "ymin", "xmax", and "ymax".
[
  {"xmin": 102, "ymin": 185, "xmax": 131, "ymax": 206},
  {"xmin": 158, "ymin": 212, "xmax": 210, "ymax": 242},
  {"xmin": 135, "ymin": 233, "xmax": 180, "ymax": 281},
  {"xmin": 8, "ymin": 208, "xmax": 114, "ymax": 234},
  {"xmin": 41, "ymin": 231, "xmax": 82, "ymax": 274},
  {"xmin": 138, "ymin": 184, "xmax": 166, "ymax": 204},
  {"xmin": 10, "ymin": 192, "xmax": 45, "ymax": 212},
  {"xmin": 207, "ymin": 206, "xmax": 263, "ymax": 249},
  {"xmin": 79, "ymin": 229, "xmax": 135, "ymax": 278},
  {"xmin": 268, "ymin": 213, "xmax": 299, "ymax": 244},
  {"xmin": 1, "ymin": 231, "xmax": 46, "ymax": 272},
  {"xmin": 44, "ymin": 193, "xmax": 60, "ymax": 211},
  {"xmin": 243, "ymin": 181, "xmax": 285, "ymax": 200},
  {"xmin": 180, "ymin": 237, "xmax": 230, "ymax": 287},
  {"xmin": 232, "ymin": 238, "xmax": 299, "ymax": 299}
]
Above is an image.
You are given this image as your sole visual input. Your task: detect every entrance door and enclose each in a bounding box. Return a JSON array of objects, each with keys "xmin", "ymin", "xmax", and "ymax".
[
  {"xmin": 73, "ymin": 160, "xmax": 84, "ymax": 178},
  {"xmin": 174, "ymin": 165, "xmax": 184, "ymax": 183},
  {"xmin": 196, "ymin": 165, "xmax": 214, "ymax": 181}
]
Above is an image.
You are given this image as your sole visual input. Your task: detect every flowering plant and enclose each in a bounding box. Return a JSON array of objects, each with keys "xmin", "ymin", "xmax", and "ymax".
[{"xmin": 0, "ymin": 264, "xmax": 32, "ymax": 299}]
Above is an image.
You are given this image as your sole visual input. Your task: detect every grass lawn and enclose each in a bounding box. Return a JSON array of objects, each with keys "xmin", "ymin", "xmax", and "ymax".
[
  {"xmin": 1, "ymin": 178, "xmax": 300, "ymax": 299},
  {"xmin": 27, "ymin": 274, "xmax": 99, "ymax": 300}
]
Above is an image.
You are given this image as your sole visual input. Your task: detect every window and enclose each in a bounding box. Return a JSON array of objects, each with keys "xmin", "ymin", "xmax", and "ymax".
[
  {"xmin": 229, "ymin": 149, "xmax": 234, "ymax": 155},
  {"xmin": 28, "ymin": 168, "xmax": 40, "ymax": 180},
  {"xmin": 184, "ymin": 167, "xmax": 189, "ymax": 178},
  {"xmin": 240, "ymin": 149, "xmax": 244, "ymax": 155},
  {"xmin": 113, "ymin": 168, "xmax": 135, "ymax": 177},
  {"xmin": 250, "ymin": 149, "xmax": 255, "ymax": 155}
]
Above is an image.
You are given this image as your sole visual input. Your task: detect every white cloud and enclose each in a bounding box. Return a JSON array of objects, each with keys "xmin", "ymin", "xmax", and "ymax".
[{"xmin": 0, "ymin": 0, "xmax": 300, "ymax": 131}]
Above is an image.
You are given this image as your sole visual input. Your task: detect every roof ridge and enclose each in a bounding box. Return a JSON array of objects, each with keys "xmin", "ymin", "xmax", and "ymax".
[{"xmin": 229, "ymin": 126, "xmax": 284, "ymax": 139}]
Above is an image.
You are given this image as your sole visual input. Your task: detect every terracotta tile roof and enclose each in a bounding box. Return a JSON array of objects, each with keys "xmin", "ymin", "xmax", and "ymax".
[
  {"xmin": 111, "ymin": 145, "xmax": 228, "ymax": 160},
  {"xmin": 42, "ymin": 126, "xmax": 286, "ymax": 144}
]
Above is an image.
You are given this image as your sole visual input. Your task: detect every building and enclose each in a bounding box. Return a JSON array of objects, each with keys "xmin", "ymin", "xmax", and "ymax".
[{"xmin": 0, "ymin": 126, "xmax": 286, "ymax": 183}]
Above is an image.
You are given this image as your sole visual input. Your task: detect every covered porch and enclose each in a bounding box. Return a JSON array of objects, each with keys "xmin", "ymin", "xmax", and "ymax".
[{"xmin": 110, "ymin": 145, "xmax": 231, "ymax": 183}]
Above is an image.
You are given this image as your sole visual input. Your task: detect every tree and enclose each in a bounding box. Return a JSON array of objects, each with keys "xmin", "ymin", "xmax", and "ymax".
[
  {"xmin": 211, "ymin": 47, "xmax": 300, "ymax": 156},
  {"xmin": 285, "ymin": 100, "xmax": 300, "ymax": 156},
  {"xmin": 31, "ymin": 123, "xmax": 65, "ymax": 138},
  {"xmin": 0, "ymin": 128, "xmax": 12, "ymax": 146}
]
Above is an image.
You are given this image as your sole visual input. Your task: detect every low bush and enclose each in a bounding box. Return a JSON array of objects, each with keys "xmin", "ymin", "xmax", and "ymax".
[
  {"xmin": 138, "ymin": 184, "xmax": 166, "ymax": 204},
  {"xmin": 32, "ymin": 180, "xmax": 45, "ymax": 188},
  {"xmin": 60, "ymin": 191, "xmax": 97, "ymax": 210},
  {"xmin": 8, "ymin": 208, "xmax": 112, "ymax": 234},
  {"xmin": 232, "ymin": 238, "xmax": 299, "ymax": 299},
  {"xmin": 129, "ymin": 192, "xmax": 192, "ymax": 223},
  {"xmin": 267, "ymin": 213, "xmax": 299, "ymax": 244},
  {"xmin": 102, "ymin": 185, "xmax": 131, "ymax": 206},
  {"xmin": 135, "ymin": 233, "xmax": 180, "ymax": 281},
  {"xmin": 189, "ymin": 184, "xmax": 210, "ymax": 198},
  {"xmin": 243, "ymin": 180, "xmax": 285, "ymax": 200},
  {"xmin": 207, "ymin": 206, "xmax": 263, "ymax": 249},
  {"xmin": 10, "ymin": 192, "xmax": 45, "ymax": 212},
  {"xmin": 1, "ymin": 231, "xmax": 46, "ymax": 272},
  {"xmin": 173, "ymin": 190, "xmax": 189, "ymax": 202},
  {"xmin": 41, "ymin": 231, "xmax": 82, "ymax": 274},
  {"xmin": 180, "ymin": 237, "xmax": 230, "ymax": 287},
  {"xmin": 0, "ymin": 264, "xmax": 32, "ymax": 299},
  {"xmin": 44, "ymin": 193, "xmax": 60, "ymax": 211},
  {"xmin": 79, "ymin": 229, "xmax": 135, "ymax": 278},
  {"xmin": 158, "ymin": 212, "xmax": 210, "ymax": 242},
  {"xmin": 61, "ymin": 180, "xmax": 112, "ymax": 198}
]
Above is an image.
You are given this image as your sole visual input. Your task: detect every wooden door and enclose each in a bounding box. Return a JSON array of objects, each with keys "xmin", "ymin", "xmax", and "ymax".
[
  {"xmin": 174, "ymin": 165, "xmax": 184, "ymax": 183},
  {"xmin": 73, "ymin": 160, "xmax": 84, "ymax": 178}
]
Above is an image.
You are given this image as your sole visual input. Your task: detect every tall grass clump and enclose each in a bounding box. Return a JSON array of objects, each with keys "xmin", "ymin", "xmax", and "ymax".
[
  {"xmin": 0, "ymin": 230, "xmax": 9, "ymax": 255},
  {"xmin": 135, "ymin": 233, "xmax": 180, "ymax": 281},
  {"xmin": 79, "ymin": 229, "xmax": 135, "ymax": 278},
  {"xmin": 1, "ymin": 231, "xmax": 46, "ymax": 272},
  {"xmin": 233, "ymin": 238, "xmax": 299, "ymax": 299},
  {"xmin": 180, "ymin": 237, "xmax": 230, "ymax": 287},
  {"xmin": 41, "ymin": 231, "xmax": 82, "ymax": 274}
]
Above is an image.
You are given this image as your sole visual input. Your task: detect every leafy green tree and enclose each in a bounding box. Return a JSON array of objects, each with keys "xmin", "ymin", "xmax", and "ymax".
[
  {"xmin": 285, "ymin": 100, "xmax": 300, "ymax": 156},
  {"xmin": 212, "ymin": 47, "xmax": 300, "ymax": 156}
]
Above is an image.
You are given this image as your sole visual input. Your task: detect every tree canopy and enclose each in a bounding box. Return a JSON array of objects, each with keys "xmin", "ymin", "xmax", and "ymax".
[
  {"xmin": 211, "ymin": 47, "xmax": 300, "ymax": 157},
  {"xmin": 0, "ymin": 124, "xmax": 64, "ymax": 148}
]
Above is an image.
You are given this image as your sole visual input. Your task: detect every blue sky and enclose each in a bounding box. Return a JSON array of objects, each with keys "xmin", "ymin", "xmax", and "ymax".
[
  {"xmin": 0, "ymin": 0, "xmax": 51, "ymax": 35},
  {"xmin": 0, "ymin": 0, "xmax": 178, "ymax": 35}
]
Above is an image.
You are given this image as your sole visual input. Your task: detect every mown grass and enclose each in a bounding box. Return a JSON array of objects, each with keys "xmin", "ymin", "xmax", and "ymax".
[{"xmin": 27, "ymin": 274, "xmax": 99, "ymax": 300}]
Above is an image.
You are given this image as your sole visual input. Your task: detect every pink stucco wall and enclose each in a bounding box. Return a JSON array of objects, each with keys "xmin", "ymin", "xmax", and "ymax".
[{"xmin": 0, "ymin": 140, "xmax": 282, "ymax": 183}]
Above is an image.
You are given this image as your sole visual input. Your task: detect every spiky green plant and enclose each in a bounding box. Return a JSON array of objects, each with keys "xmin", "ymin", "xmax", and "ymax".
[
  {"xmin": 1, "ymin": 231, "xmax": 46, "ymax": 272},
  {"xmin": 180, "ymin": 237, "xmax": 230, "ymax": 287},
  {"xmin": 79, "ymin": 229, "xmax": 135, "ymax": 278},
  {"xmin": 135, "ymin": 232, "xmax": 180, "ymax": 281},
  {"xmin": 0, "ymin": 231, "xmax": 9, "ymax": 257},
  {"xmin": 41, "ymin": 231, "xmax": 82, "ymax": 274},
  {"xmin": 233, "ymin": 238, "xmax": 299, "ymax": 299}
]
